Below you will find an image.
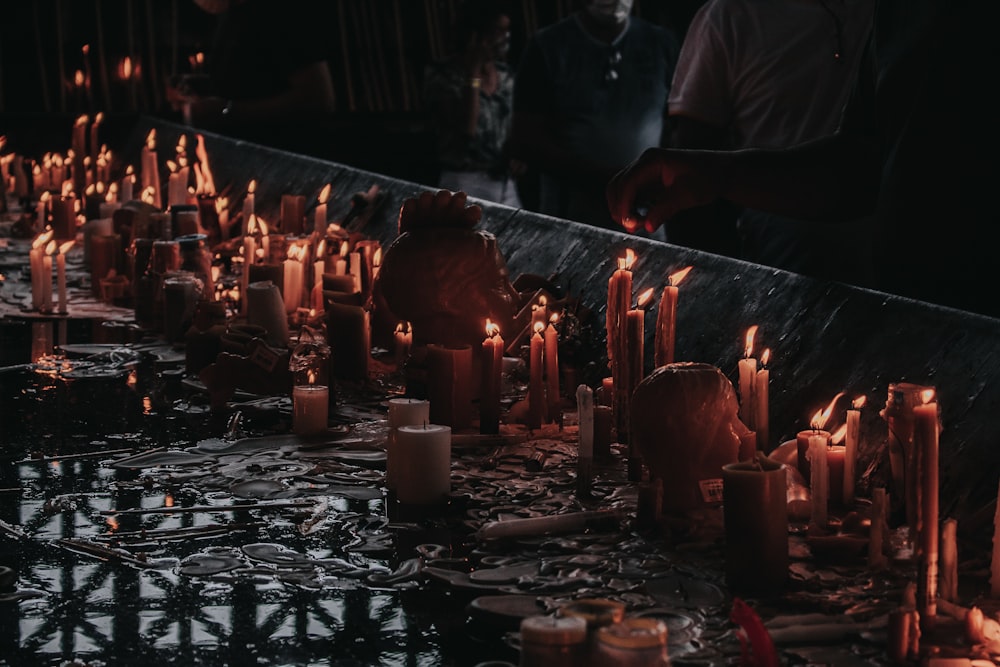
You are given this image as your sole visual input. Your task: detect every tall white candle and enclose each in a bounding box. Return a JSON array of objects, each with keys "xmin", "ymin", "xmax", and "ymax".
[
  {"xmin": 914, "ymin": 395, "xmax": 939, "ymax": 621},
  {"xmin": 395, "ymin": 424, "xmax": 452, "ymax": 505},
  {"xmin": 544, "ymin": 318, "xmax": 560, "ymax": 424},
  {"xmin": 386, "ymin": 398, "xmax": 431, "ymax": 492},
  {"xmin": 844, "ymin": 397, "xmax": 864, "ymax": 504},
  {"xmin": 528, "ymin": 323, "xmax": 545, "ymax": 429},
  {"xmin": 808, "ymin": 434, "xmax": 828, "ymax": 527},
  {"xmin": 653, "ymin": 265, "xmax": 691, "ymax": 367},
  {"xmin": 56, "ymin": 241, "xmax": 73, "ymax": 313},
  {"xmin": 480, "ymin": 321, "xmax": 504, "ymax": 434},
  {"xmin": 738, "ymin": 326, "xmax": 758, "ymax": 429},
  {"xmin": 314, "ymin": 183, "xmax": 331, "ymax": 233},
  {"xmin": 242, "ymin": 180, "xmax": 256, "ymax": 236},
  {"xmin": 753, "ymin": 349, "xmax": 770, "ymax": 452}
]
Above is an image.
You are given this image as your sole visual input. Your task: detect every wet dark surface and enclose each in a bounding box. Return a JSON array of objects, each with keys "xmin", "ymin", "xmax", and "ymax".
[{"xmin": 4, "ymin": 116, "xmax": 1000, "ymax": 665}]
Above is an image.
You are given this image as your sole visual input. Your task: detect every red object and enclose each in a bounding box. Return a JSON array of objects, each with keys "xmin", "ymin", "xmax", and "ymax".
[{"xmin": 730, "ymin": 597, "xmax": 779, "ymax": 667}]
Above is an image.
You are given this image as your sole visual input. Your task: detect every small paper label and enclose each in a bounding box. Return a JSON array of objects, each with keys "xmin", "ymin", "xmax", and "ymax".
[
  {"xmin": 699, "ymin": 478, "xmax": 724, "ymax": 505},
  {"xmin": 249, "ymin": 343, "xmax": 280, "ymax": 372}
]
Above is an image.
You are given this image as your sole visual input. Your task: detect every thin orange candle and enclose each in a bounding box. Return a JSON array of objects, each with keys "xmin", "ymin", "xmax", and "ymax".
[
  {"xmin": 654, "ymin": 265, "xmax": 691, "ymax": 367},
  {"xmin": 481, "ymin": 319, "xmax": 504, "ymax": 434},
  {"xmin": 544, "ymin": 314, "xmax": 560, "ymax": 424},
  {"xmin": 528, "ymin": 321, "xmax": 545, "ymax": 430}
]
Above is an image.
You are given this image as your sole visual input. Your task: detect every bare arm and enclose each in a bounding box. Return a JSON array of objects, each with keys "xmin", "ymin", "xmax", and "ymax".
[{"xmin": 607, "ymin": 131, "xmax": 881, "ymax": 233}]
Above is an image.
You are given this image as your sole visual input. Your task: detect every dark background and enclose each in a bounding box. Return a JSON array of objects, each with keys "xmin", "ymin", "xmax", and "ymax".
[{"xmin": 0, "ymin": 0, "xmax": 705, "ymax": 185}]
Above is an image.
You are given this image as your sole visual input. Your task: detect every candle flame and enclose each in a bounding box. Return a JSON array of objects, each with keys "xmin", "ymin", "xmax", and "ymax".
[
  {"xmin": 145, "ymin": 129, "xmax": 156, "ymax": 151},
  {"xmin": 59, "ymin": 241, "xmax": 74, "ymax": 254},
  {"xmin": 106, "ymin": 516, "xmax": 119, "ymax": 532},
  {"xmin": 287, "ymin": 244, "xmax": 307, "ymax": 261},
  {"xmin": 852, "ymin": 395, "xmax": 866, "ymax": 409},
  {"xmin": 485, "ymin": 319, "xmax": 500, "ymax": 337},
  {"xmin": 618, "ymin": 248, "xmax": 636, "ymax": 271},
  {"xmin": 75, "ymin": 114, "xmax": 88, "ymax": 127},
  {"xmin": 193, "ymin": 134, "xmax": 216, "ymax": 195},
  {"xmin": 920, "ymin": 389, "xmax": 936, "ymax": 404},
  {"xmin": 319, "ymin": 183, "xmax": 332, "ymax": 204},
  {"xmin": 668, "ymin": 265, "xmax": 692, "ymax": 287},
  {"xmin": 166, "ymin": 159, "xmax": 178, "ymax": 173},
  {"xmin": 373, "ymin": 247, "xmax": 382, "ymax": 267},
  {"xmin": 40, "ymin": 191, "xmax": 52, "ymax": 204},
  {"xmin": 94, "ymin": 111, "xmax": 103, "ymax": 125},
  {"xmin": 636, "ymin": 287, "xmax": 655, "ymax": 309},
  {"xmin": 247, "ymin": 179, "xmax": 257, "ymax": 195},
  {"xmin": 549, "ymin": 311, "xmax": 560, "ymax": 324},
  {"xmin": 141, "ymin": 185, "xmax": 156, "ymax": 204},
  {"xmin": 316, "ymin": 239, "xmax": 326, "ymax": 257},
  {"xmin": 830, "ymin": 423, "xmax": 848, "ymax": 445},
  {"xmin": 308, "ymin": 370, "xmax": 316, "ymax": 385},
  {"xmin": 74, "ymin": 70, "xmax": 85, "ymax": 87},
  {"xmin": 760, "ymin": 348, "xmax": 770, "ymax": 367},
  {"xmin": 743, "ymin": 325, "xmax": 758, "ymax": 359},
  {"xmin": 125, "ymin": 164, "xmax": 134, "ymax": 177},
  {"xmin": 45, "ymin": 240, "xmax": 57, "ymax": 255},
  {"xmin": 32, "ymin": 229, "xmax": 54, "ymax": 249},
  {"xmin": 810, "ymin": 391, "xmax": 845, "ymax": 430},
  {"xmin": 533, "ymin": 321, "xmax": 545, "ymax": 335},
  {"xmin": 339, "ymin": 240, "xmax": 349, "ymax": 257},
  {"xmin": 258, "ymin": 217, "xmax": 269, "ymax": 236}
]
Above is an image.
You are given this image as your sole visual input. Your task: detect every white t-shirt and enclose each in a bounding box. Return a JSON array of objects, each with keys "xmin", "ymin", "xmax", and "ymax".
[{"xmin": 669, "ymin": 0, "xmax": 874, "ymax": 149}]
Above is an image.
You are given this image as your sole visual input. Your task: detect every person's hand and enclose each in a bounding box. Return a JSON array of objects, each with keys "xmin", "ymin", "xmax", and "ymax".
[
  {"xmin": 606, "ymin": 148, "xmax": 727, "ymax": 234},
  {"xmin": 398, "ymin": 189, "xmax": 482, "ymax": 234}
]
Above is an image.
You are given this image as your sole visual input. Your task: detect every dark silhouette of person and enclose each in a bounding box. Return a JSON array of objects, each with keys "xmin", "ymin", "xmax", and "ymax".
[{"xmin": 606, "ymin": 0, "xmax": 1000, "ymax": 318}]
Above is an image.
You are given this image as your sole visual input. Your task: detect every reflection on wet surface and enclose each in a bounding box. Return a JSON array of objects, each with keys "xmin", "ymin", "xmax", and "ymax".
[{"xmin": 0, "ymin": 347, "xmax": 918, "ymax": 666}]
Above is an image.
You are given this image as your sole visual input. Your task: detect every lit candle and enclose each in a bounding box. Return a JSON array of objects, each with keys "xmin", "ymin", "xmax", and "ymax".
[
  {"xmin": 394, "ymin": 321, "xmax": 413, "ymax": 367},
  {"xmin": 120, "ymin": 165, "xmax": 135, "ymax": 202},
  {"xmin": 808, "ymin": 433, "xmax": 829, "ymax": 527},
  {"xmin": 394, "ymin": 423, "xmax": 452, "ymax": 505},
  {"xmin": 314, "ymin": 183, "xmax": 331, "ymax": 233},
  {"xmin": 167, "ymin": 161, "xmax": 187, "ymax": 209},
  {"xmin": 140, "ymin": 129, "xmax": 161, "ymax": 210},
  {"xmin": 426, "ymin": 343, "xmax": 473, "ymax": 429},
  {"xmin": 576, "ymin": 384, "xmax": 594, "ymax": 495},
  {"xmin": 293, "ymin": 375, "xmax": 329, "ymax": 436},
  {"xmin": 242, "ymin": 179, "xmax": 256, "ymax": 236},
  {"xmin": 528, "ymin": 322, "xmax": 545, "ymax": 430},
  {"xmin": 653, "ymin": 265, "xmax": 691, "ymax": 367},
  {"xmin": 386, "ymin": 398, "xmax": 430, "ymax": 492},
  {"xmin": 606, "ymin": 249, "xmax": 634, "ymax": 443},
  {"xmin": 737, "ymin": 326, "xmax": 758, "ymax": 429},
  {"xmin": 753, "ymin": 349, "xmax": 770, "ymax": 452},
  {"xmin": 481, "ymin": 320, "xmax": 504, "ymax": 434},
  {"xmin": 36, "ymin": 191, "xmax": 51, "ymax": 232},
  {"xmin": 29, "ymin": 230, "xmax": 53, "ymax": 311},
  {"xmin": 844, "ymin": 395, "xmax": 865, "ymax": 504},
  {"xmin": 544, "ymin": 314, "xmax": 560, "ymax": 424},
  {"xmin": 312, "ymin": 239, "xmax": 326, "ymax": 311},
  {"xmin": 625, "ymin": 287, "xmax": 653, "ymax": 480},
  {"xmin": 914, "ymin": 389, "xmax": 939, "ymax": 622},
  {"xmin": 56, "ymin": 241, "xmax": 73, "ymax": 313},
  {"xmin": 283, "ymin": 243, "xmax": 305, "ymax": 314},
  {"xmin": 40, "ymin": 241, "xmax": 56, "ymax": 313},
  {"xmin": 796, "ymin": 395, "xmax": 840, "ymax": 481}
]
